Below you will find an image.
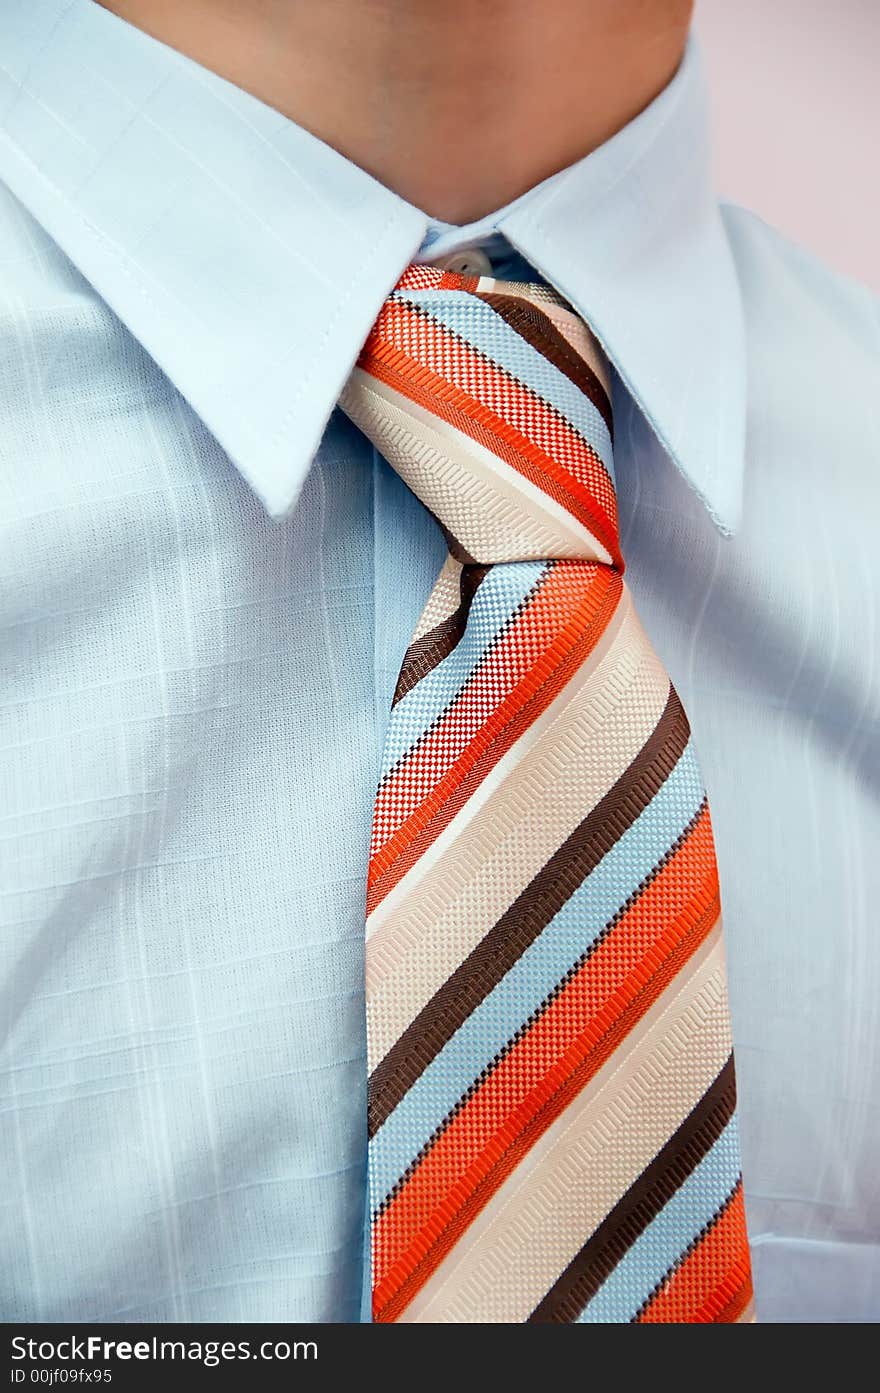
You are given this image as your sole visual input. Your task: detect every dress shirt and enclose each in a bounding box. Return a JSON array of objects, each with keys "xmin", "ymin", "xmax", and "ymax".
[{"xmin": 1, "ymin": 0, "xmax": 878, "ymax": 1325}]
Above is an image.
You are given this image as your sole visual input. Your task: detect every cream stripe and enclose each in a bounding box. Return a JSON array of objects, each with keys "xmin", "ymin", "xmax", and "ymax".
[
  {"xmin": 367, "ymin": 585, "xmax": 631, "ymax": 943},
  {"xmin": 409, "ymin": 554, "xmax": 463, "ymax": 645},
  {"xmin": 366, "ymin": 596, "xmax": 671, "ymax": 1060},
  {"xmin": 341, "ymin": 370, "xmax": 612, "ymax": 564},
  {"xmin": 539, "ymin": 301, "xmax": 612, "ymax": 398},
  {"xmin": 403, "ymin": 925, "xmax": 730, "ymax": 1322}
]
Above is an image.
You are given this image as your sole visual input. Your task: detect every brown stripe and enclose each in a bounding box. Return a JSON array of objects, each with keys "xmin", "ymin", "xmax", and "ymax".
[
  {"xmin": 528, "ymin": 1056, "xmax": 738, "ymax": 1322},
  {"xmin": 378, "ymin": 562, "xmax": 557, "ymax": 796},
  {"xmin": 368, "ymin": 684, "xmax": 690, "ymax": 1135},
  {"xmin": 634, "ymin": 1179, "xmax": 742, "ymax": 1323},
  {"xmin": 477, "ymin": 292, "xmax": 614, "ymax": 439},
  {"xmin": 392, "ymin": 565, "xmax": 490, "ymax": 706}
]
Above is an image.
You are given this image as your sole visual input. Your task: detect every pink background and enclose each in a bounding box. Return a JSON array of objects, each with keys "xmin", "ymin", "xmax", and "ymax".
[{"xmin": 696, "ymin": 0, "xmax": 878, "ymax": 291}]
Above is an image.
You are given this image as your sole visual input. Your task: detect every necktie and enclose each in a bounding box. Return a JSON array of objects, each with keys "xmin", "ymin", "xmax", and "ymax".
[{"xmin": 340, "ymin": 264, "xmax": 754, "ymax": 1324}]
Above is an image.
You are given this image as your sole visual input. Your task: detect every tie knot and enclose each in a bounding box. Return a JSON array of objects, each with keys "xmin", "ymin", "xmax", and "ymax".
[{"xmin": 341, "ymin": 263, "xmax": 621, "ymax": 569}]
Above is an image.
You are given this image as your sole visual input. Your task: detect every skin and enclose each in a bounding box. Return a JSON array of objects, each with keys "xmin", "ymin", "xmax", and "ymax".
[{"xmin": 96, "ymin": 0, "xmax": 694, "ymax": 222}]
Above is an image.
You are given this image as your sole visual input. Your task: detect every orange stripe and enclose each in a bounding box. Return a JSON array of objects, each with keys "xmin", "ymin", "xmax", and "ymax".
[
  {"xmin": 372, "ymin": 808, "xmax": 720, "ymax": 1320},
  {"xmin": 366, "ymin": 341, "xmax": 617, "ymax": 563},
  {"xmin": 368, "ymin": 563, "xmax": 622, "ymax": 914},
  {"xmin": 360, "ymin": 307, "xmax": 621, "ymax": 567},
  {"xmin": 717, "ymin": 1275, "xmax": 756, "ymax": 1324},
  {"xmin": 366, "ymin": 303, "xmax": 619, "ymax": 553},
  {"xmin": 377, "ymin": 298, "xmax": 616, "ymax": 520},
  {"xmin": 397, "ymin": 266, "xmax": 478, "ymax": 294},
  {"xmin": 637, "ymin": 1185, "xmax": 752, "ymax": 1323}
]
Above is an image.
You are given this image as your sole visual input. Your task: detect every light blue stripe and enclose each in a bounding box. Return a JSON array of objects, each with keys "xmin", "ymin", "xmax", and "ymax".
[
  {"xmin": 371, "ymin": 742, "xmax": 706, "ymax": 1206},
  {"xmin": 577, "ymin": 1119, "xmax": 742, "ymax": 1323},
  {"xmin": 380, "ymin": 560, "xmax": 548, "ymax": 779},
  {"xmin": 396, "ymin": 287, "xmax": 614, "ymax": 478}
]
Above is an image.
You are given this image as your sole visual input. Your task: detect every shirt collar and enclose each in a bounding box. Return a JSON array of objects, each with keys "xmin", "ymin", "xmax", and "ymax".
[{"xmin": 0, "ymin": 0, "xmax": 745, "ymax": 533}]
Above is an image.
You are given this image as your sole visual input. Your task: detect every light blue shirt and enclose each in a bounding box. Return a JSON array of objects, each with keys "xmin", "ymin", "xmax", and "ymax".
[{"xmin": 1, "ymin": 0, "xmax": 878, "ymax": 1324}]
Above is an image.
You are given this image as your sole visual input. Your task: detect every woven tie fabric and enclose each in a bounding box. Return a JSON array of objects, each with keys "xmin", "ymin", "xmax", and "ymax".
[{"xmin": 339, "ymin": 264, "xmax": 754, "ymax": 1324}]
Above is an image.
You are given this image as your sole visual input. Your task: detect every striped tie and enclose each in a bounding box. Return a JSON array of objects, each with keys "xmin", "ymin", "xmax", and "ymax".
[{"xmin": 340, "ymin": 264, "xmax": 754, "ymax": 1324}]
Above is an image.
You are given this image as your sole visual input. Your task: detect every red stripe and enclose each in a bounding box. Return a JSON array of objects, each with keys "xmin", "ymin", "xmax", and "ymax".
[
  {"xmin": 367, "ymin": 564, "xmax": 622, "ymax": 915},
  {"xmin": 396, "ymin": 265, "xmax": 478, "ymax": 295},
  {"xmin": 372, "ymin": 807, "xmax": 721, "ymax": 1320},
  {"xmin": 360, "ymin": 302, "xmax": 621, "ymax": 567},
  {"xmin": 381, "ymin": 297, "xmax": 616, "ymax": 514},
  {"xmin": 637, "ymin": 1184, "xmax": 752, "ymax": 1323}
]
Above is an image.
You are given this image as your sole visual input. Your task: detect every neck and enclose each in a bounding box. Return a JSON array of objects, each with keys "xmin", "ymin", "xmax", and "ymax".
[{"xmin": 97, "ymin": 0, "xmax": 692, "ymax": 223}]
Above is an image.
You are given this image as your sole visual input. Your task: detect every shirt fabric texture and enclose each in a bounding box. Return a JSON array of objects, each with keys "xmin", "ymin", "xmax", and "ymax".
[{"xmin": 0, "ymin": 0, "xmax": 878, "ymax": 1324}]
